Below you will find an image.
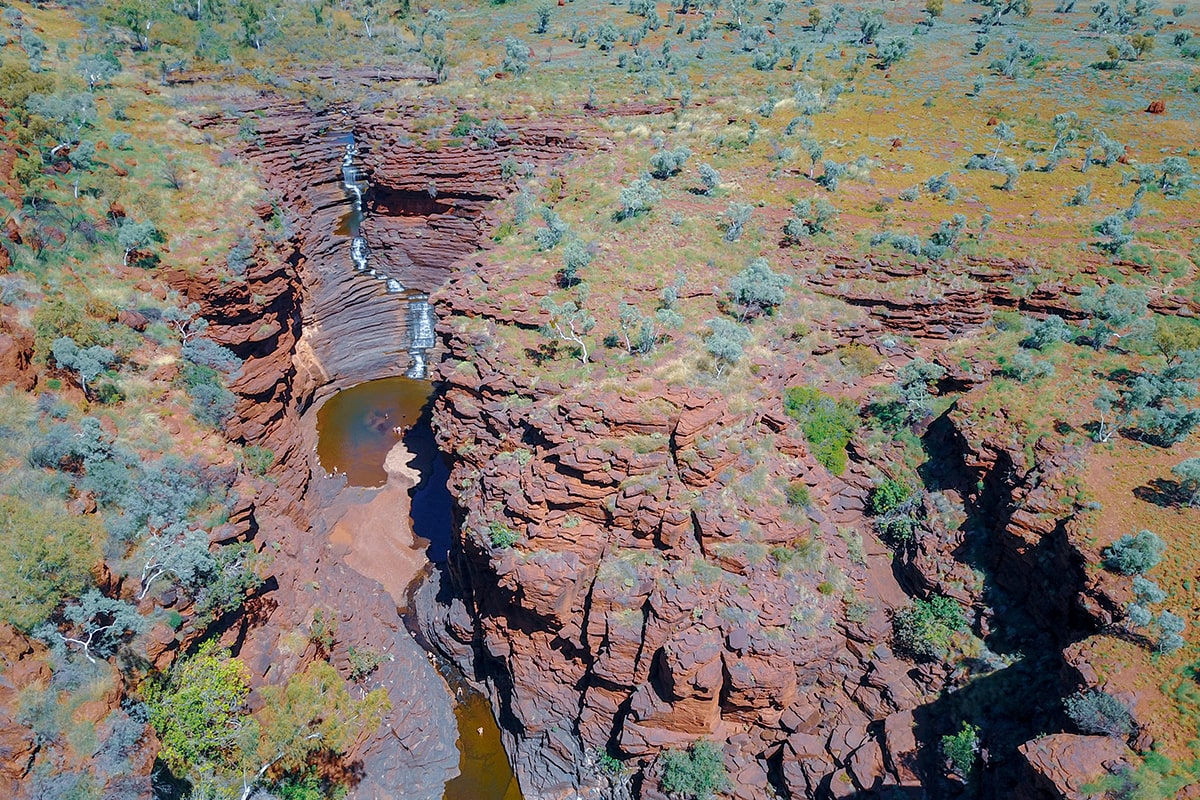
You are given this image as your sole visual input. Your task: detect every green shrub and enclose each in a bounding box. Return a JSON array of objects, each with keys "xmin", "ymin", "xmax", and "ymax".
[
  {"xmin": 1171, "ymin": 458, "xmax": 1200, "ymax": 506},
  {"xmin": 346, "ymin": 645, "xmax": 387, "ymax": 682},
  {"xmin": 838, "ymin": 343, "xmax": 881, "ymax": 376},
  {"xmin": 940, "ymin": 722, "xmax": 979, "ymax": 777},
  {"xmin": 868, "ymin": 478, "xmax": 911, "ymax": 516},
  {"xmin": 1064, "ymin": 689, "xmax": 1133, "ymax": 736},
  {"xmin": 893, "ymin": 595, "xmax": 967, "ymax": 660},
  {"xmin": 1021, "ymin": 314, "xmax": 1072, "ymax": 350},
  {"xmin": 0, "ymin": 495, "xmax": 102, "ymax": 631},
  {"xmin": 487, "ymin": 521, "xmax": 519, "ymax": 548},
  {"xmin": 143, "ymin": 641, "xmax": 251, "ymax": 777},
  {"xmin": 783, "ymin": 386, "xmax": 858, "ymax": 475},
  {"xmin": 182, "ymin": 338, "xmax": 241, "ymax": 374},
  {"xmin": 868, "ymin": 477, "xmax": 922, "ymax": 544},
  {"xmin": 1104, "ymin": 530, "xmax": 1165, "ymax": 575},
  {"xmin": 659, "ymin": 740, "xmax": 729, "ymax": 800},
  {"xmin": 597, "ymin": 751, "xmax": 623, "ymax": 775},
  {"xmin": 991, "ymin": 311, "xmax": 1025, "ymax": 332},
  {"xmin": 106, "ymin": 454, "xmax": 220, "ymax": 542},
  {"xmin": 33, "ymin": 299, "xmax": 113, "ymax": 364},
  {"xmin": 999, "ymin": 351, "xmax": 1055, "ymax": 382},
  {"xmin": 182, "ymin": 362, "xmax": 237, "ymax": 428},
  {"xmin": 191, "ymin": 543, "xmax": 261, "ymax": 625},
  {"xmin": 242, "ymin": 446, "xmax": 275, "ymax": 476},
  {"xmin": 1156, "ymin": 611, "xmax": 1186, "ymax": 654},
  {"xmin": 449, "ymin": 113, "xmax": 482, "ymax": 136},
  {"xmin": 649, "ymin": 146, "xmax": 691, "ymax": 179},
  {"xmin": 785, "ymin": 481, "xmax": 811, "ymax": 508}
]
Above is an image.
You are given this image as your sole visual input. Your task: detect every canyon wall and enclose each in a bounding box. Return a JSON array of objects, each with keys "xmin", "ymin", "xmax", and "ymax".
[
  {"xmin": 415, "ymin": 250, "xmax": 1153, "ymax": 798},
  {"xmin": 418, "ymin": 255, "xmax": 940, "ymax": 798}
]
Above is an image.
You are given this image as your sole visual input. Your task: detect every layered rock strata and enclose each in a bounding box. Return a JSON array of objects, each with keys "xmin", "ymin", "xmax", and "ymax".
[
  {"xmin": 420, "ymin": 259, "xmax": 936, "ymax": 799},
  {"xmin": 172, "ymin": 98, "xmax": 591, "ymax": 797},
  {"xmin": 416, "ymin": 244, "xmax": 1155, "ymax": 799}
]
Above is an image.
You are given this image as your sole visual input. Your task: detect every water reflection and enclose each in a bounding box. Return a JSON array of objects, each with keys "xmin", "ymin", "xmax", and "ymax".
[{"xmin": 443, "ymin": 680, "xmax": 522, "ymax": 800}]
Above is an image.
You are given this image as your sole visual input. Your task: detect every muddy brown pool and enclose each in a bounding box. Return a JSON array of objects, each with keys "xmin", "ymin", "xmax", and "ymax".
[{"xmin": 315, "ymin": 376, "xmax": 432, "ymax": 486}]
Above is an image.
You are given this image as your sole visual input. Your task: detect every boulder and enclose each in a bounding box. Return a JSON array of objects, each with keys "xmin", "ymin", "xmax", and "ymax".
[{"xmin": 1018, "ymin": 734, "xmax": 1134, "ymax": 800}]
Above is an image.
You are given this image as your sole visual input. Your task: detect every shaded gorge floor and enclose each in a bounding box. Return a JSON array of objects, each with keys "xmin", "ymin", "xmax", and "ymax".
[{"xmin": 314, "ymin": 377, "xmax": 520, "ymax": 800}]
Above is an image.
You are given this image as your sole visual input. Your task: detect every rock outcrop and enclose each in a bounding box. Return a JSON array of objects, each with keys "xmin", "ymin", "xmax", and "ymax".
[
  {"xmin": 411, "ymin": 239, "xmax": 1153, "ymax": 799},
  {"xmin": 1018, "ymin": 734, "xmax": 1132, "ymax": 800},
  {"xmin": 417, "ymin": 257, "xmax": 938, "ymax": 799}
]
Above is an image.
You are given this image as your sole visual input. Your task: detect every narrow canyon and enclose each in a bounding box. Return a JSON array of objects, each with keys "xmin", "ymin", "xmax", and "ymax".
[{"xmin": 155, "ymin": 81, "xmax": 1150, "ymax": 800}]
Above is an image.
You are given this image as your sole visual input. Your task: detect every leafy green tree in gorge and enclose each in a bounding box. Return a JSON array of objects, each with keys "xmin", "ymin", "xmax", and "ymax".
[
  {"xmin": 147, "ymin": 647, "xmax": 390, "ymax": 799},
  {"xmin": 248, "ymin": 660, "xmax": 389, "ymax": 795},
  {"xmin": 144, "ymin": 642, "xmax": 252, "ymax": 780}
]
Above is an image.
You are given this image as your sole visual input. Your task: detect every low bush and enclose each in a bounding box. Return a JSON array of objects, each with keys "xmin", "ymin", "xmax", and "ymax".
[
  {"xmin": 783, "ymin": 386, "xmax": 858, "ymax": 476},
  {"xmin": 1064, "ymin": 689, "xmax": 1133, "ymax": 737},
  {"xmin": 893, "ymin": 595, "xmax": 967, "ymax": 660},
  {"xmin": 1104, "ymin": 530, "xmax": 1165, "ymax": 575},
  {"xmin": 941, "ymin": 722, "xmax": 979, "ymax": 778},
  {"xmin": 487, "ymin": 521, "xmax": 519, "ymax": 548},
  {"xmin": 785, "ymin": 481, "xmax": 811, "ymax": 508},
  {"xmin": 659, "ymin": 740, "xmax": 728, "ymax": 800},
  {"xmin": 0, "ymin": 495, "xmax": 102, "ymax": 631}
]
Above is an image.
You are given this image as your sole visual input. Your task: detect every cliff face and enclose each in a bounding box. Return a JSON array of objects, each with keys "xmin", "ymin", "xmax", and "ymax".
[
  {"xmin": 174, "ymin": 94, "xmax": 1155, "ymax": 800},
  {"xmin": 416, "ymin": 248, "xmax": 1150, "ymax": 799},
  {"xmin": 169, "ymin": 97, "xmax": 593, "ymax": 797},
  {"xmin": 419, "ymin": 258, "xmax": 938, "ymax": 799}
]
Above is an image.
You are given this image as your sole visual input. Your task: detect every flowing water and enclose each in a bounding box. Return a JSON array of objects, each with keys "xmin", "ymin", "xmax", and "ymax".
[
  {"xmin": 317, "ymin": 131, "xmax": 521, "ymax": 800},
  {"xmin": 333, "ymin": 132, "xmax": 437, "ymax": 379},
  {"xmin": 314, "ymin": 374, "xmax": 520, "ymax": 800},
  {"xmin": 315, "ymin": 379, "xmax": 522, "ymax": 799}
]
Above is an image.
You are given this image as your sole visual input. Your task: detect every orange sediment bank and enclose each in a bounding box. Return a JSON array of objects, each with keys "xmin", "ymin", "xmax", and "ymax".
[
  {"xmin": 317, "ymin": 376, "xmax": 435, "ymax": 606},
  {"xmin": 327, "ymin": 439, "xmax": 428, "ymax": 607}
]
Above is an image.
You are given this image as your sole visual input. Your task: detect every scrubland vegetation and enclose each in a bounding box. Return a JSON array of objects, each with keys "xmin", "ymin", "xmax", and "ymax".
[{"xmin": 1, "ymin": 0, "xmax": 1199, "ymax": 796}]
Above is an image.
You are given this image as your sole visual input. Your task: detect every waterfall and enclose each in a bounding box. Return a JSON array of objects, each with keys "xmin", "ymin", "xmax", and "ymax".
[
  {"xmin": 405, "ymin": 296, "xmax": 436, "ymax": 380},
  {"xmin": 351, "ymin": 236, "xmax": 370, "ymax": 272},
  {"xmin": 342, "ymin": 143, "xmax": 363, "ymax": 211},
  {"xmin": 336, "ymin": 133, "xmax": 437, "ymax": 380},
  {"xmin": 408, "ymin": 297, "xmax": 436, "ymax": 350}
]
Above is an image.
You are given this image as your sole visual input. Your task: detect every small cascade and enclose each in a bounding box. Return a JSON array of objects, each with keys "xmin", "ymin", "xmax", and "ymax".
[
  {"xmin": 341, "ymin": 143, "xmax": 364, "ymax": 210},
  {"xmin": 336, "ymin": 133, "xmax": 438, "ymax": 380},
  {"xmin": 351, "ymin": 236, "xmax": 370, "ymax": 272},
  {"xmin": 406, "ymin": 296, "xmax": 436, "ymax": 379}
]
